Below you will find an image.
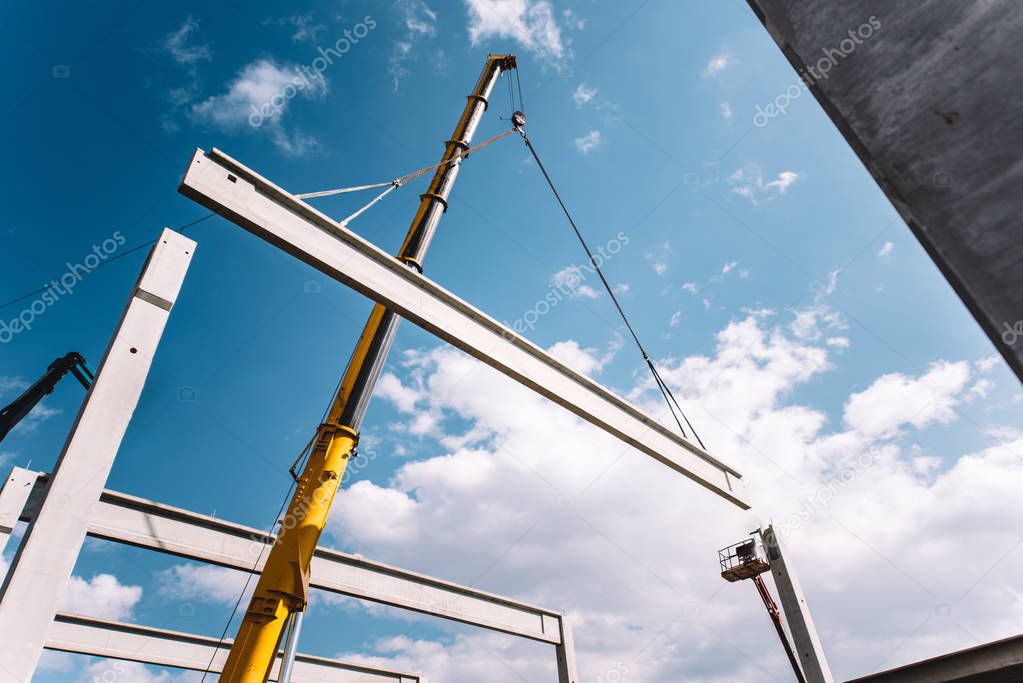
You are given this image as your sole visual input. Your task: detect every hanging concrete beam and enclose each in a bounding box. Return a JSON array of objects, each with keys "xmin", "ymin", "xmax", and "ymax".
[
  {"xmin": 46, "ymin": 613, "xmax": 420, "ymax": 683},
  {"xmin": 0, "ymin": 467, "xmax": 37, "ymax": 556},
  {"xmin": 0, "ymin": 229, "xmax": 195, "ymax": 683},
  {"xmin": 16, "ymin": 474, "xmax": 565, "ymax": 645},
  {"xmin": 761, "ymin": 525, "xmax": 833, "ymax": 683},
  {"xmin": 179, "ymin": 148, "xmax": 750, "ymax": 509}
]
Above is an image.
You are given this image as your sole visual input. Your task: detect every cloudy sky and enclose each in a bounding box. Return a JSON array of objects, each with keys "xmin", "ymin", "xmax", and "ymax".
[{"xmin": 2, "ymin": 1, "xmax": 1021, "ymax": 681}]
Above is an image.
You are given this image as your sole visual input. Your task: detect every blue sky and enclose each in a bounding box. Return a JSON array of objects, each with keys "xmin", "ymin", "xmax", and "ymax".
[{"xmin": 3, "ymin": 1, "xmax": 1022, "ymax": 681}]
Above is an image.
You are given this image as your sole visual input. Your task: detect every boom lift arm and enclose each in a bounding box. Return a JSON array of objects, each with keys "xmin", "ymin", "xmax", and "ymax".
[
  {"xmin": 0, "ymin": 352, "xmax": 93, "ymax": 443},
  {"xmin": 218, "ymin": 53, "xmax": 518, "ymax": 683}
]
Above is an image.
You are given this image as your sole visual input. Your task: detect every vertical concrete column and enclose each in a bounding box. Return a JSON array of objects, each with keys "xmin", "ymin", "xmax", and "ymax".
[
  {"xmin": 0, "ymin": 228, "xmax": 195, "ymax": 682},
  {"xmin": 762, "ymin": 525, "xmax": 834, "ymax": 683},
  {"xmin": 556, "ymin": 618, "xmax": 579, "ymax": 683}
]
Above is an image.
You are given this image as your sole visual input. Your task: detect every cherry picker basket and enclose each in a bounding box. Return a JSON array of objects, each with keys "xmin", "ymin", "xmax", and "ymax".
[{"xmin": 718, "ymin": 537, "xmax": 771, "ymax": 582}]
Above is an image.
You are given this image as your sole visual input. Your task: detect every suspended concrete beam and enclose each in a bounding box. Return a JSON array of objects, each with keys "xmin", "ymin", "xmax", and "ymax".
[
  {"xmin": 16, "ymin": 474, "xmax": 566, "ymax": 646},
  {"xmin": 179, "ymin": 148, "xmax": 750, "ymax": 509},
  {"xmin": 46, "ymin": 613, "xmax": 420, "ymax": 683},
  {"xmin": 0, "ymin": 228, "xmax": 194, "ymax": 683},
  {"xmin": 762, "ymin": 525, "xmax": 834, "ymax": 683}
]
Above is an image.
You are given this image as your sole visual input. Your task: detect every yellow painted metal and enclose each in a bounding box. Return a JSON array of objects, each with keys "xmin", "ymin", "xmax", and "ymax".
[{"xmin": 218, "ymin": 54, "xmax": 516, "ymax": 682}]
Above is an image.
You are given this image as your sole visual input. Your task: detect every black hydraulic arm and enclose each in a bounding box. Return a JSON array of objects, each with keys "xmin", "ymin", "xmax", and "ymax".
[{"xmin": 0, "ymin": 352, "xmax": 93, "ymax": 443}]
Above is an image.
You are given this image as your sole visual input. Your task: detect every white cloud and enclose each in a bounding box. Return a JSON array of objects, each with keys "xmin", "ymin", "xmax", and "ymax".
[
  {"xmin": 682, "ymin": 282, "xmax": 698, "ymax": 294},
  {"xmin": 572, "ymin": 83, "xmax": 597, "ymax": 107},
  {"xmin": 574, "ymin": 129, "xmax": 603, "ymax": 154},
  {"xmin": 464, "ymin": 0, "xmax": 565, "ymax": 62},
  {"xmin": 191, "ymin": 58, "xmax": 326, "ymax": 156},
  {"xmin": 319, "ymin": 309, "xmax": 1023, "ymax": 681},
  {"xmin": 720, "ymin": 101, "xmax": 733, "ymax": 120},
  {"xmin": 376, "ymin": 372, "xmax": 424, "ymax": 413},
  {"xmin": 390, "ymin": 0, "xmax": 439, "ymax": 90},
  {"xmin": 548, "ymin": 340, "xmax": 609, "ymax": 376},
  {"xmin": 652, "ymin": 262, "xmax": 668, "ymax": 276},
  {"xmin": 702, "ymin": 51, "xmax": 731, "ymax": 77},
  {"xmin": 41, "ymin": 655, "xmax": 197, "ymax": 683},
  {"xmin": 157, "ymin": 563, "xmax": 251, "ymax": 606},
  {"xmin": 721, "ymin": 260, "xmax": 737, "ymax": 275},
  {"xmin": 161, "ymin": 16, "xmax": 212, "ymax": 65},
  {"xmin": 60, "ymin": 574, "xmax": 142, "ymax": 621},
  {"xmin": 550, "ymin": 265, "xmax": 599, "ymax": 299},
  {"xmin": 878, "ymin": 241, "xmax": 894, "ymax": 259},
  {"xmin": 267, "ymin": 14, "xmax": 326, "ymax": 44},
  {"xmin": 844, "ymin": 361, "xmax": 971, "ymax": 438},
  {"xmin": 670, "ymin": 310, "xmax": 683, "ymax": 328},
  {"xmin": 976, "ymin": 354, "xmax": 1001, "ymax": 373},
  {"xmin": 614, "ymin": 282, "xmax": 630, "ymax": 294},
  {"xmin": 728, "ymin": 165, "xmax": 800, "ymax": 204}
]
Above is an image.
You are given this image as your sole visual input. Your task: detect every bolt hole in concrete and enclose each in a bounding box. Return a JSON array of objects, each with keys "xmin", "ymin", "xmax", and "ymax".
[{"xmin": 129, "ymin": 347, "xmax": 137, "ymax": 354}]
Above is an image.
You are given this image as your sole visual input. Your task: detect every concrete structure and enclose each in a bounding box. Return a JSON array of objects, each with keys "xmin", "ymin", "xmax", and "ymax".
[
  {"xmin": 178, "ymin": 147, "xmax": 749, "ymax": 510},
  {"xmin": 0, "ymin": 229, "xmax": 195, "ymax": 682},
  {"xmin": 46, "ymin": 613, "xmax": 419, "ymax": 682},
  {"xmin": 762, "ymin": 525, "xmax": 834, "ymax": 683},
  {"xmin": 746, "ymin": 0, "xmax": 1023, "ymax": 382},
  {"xmin": 1, "ymin": 464, "xmax": 578, "ymax": 681},
  {"xmin": 846, "ymin": 633, "xmax": 1023, "ymax": 682}
]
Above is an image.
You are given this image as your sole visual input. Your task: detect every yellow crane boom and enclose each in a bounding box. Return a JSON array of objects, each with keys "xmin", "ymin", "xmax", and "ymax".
[{"xmin": 218, "ymin": 53, "xmax": 518, "ymax": 682}]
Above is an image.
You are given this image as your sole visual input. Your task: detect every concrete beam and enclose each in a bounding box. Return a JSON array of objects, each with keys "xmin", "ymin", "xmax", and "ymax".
[
  {"xmin": 178, "ymin": 148, "xmax": 749, "ymax": 509},
  {"xmin": 0, "ymin": 228, "xmax": 194, "ymax": 683},
  {"xmin": 0, "ymin": 468, "xmax": 37, "ymax": 556},
  {"xmin": 845, "ymin": 632, "xmax": 1023, "ymax": 683},
  {"xmin": 18, "ymin": 476, "xmax": 565, "ymax": 645},
  {"xmin": 46, "ymin": 613, "xmax": 420, "ymax": 682},
  {"xmin": 745, "ymin": 0, "xmax": 1023, "ymax": 382},
  {"xmin": 762, "ymin": 525, "xmax": 833, "ymax": 683}
]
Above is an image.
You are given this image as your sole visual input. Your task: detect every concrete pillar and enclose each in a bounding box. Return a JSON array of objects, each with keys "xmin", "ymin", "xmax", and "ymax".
[
  {"xmin": 556, "ymin": 618, "xmax": 579, "ymax": 683},
  {"xmin": 762, "ymin": 525, "xmax": 834, "ymax": 683},
  {"xmin": 0, "ymin": 228, "xmax": 194, "ymax": 682}
]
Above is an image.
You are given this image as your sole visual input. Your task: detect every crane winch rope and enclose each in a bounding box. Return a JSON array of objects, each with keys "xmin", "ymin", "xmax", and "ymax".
[
  {"xmin": 518, "ymin": 129, "xmax": 707, "ymax": 449},
  {"xmin": 295, "ymin": 127, "xmax": 517, "ymax": 200}
]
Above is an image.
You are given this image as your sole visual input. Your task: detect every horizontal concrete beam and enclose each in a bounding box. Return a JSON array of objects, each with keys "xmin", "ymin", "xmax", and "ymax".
[
  {"xmin": 845, "ymin": 632, "xmax": 1023, "ymax": 683},
  {"xmin": 178, "ymin": 147, "xmax": 749, "ymax": 509},
  {"xmin": 46, "ymin": 613, "xmax": 419, "ymax": 682},
  {"xmin": 21, "ymin": 478, "xmax": 564, "ymax": 645}
]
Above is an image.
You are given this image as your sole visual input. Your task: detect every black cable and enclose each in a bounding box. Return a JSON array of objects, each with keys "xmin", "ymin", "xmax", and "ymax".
[
  {"xmin": 519, "ymin": 131, "xmax": 706, "ymax": 449},
  {"xmin": 515, "ymin": 67, "xmax": 525, "ymax": 115},
  {"xmin": 0, "ymin": 213, "xmax": 215, "ymax": 312}
]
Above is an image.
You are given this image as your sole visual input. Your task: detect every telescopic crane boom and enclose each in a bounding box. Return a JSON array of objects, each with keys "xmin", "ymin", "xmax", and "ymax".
[
  {"xmin": 218, "ymin": 53, "xmax": 518, "ymax": 683},
  {"xmin": 0, "ymin": 352, "xmax": 93, "ymax": 443}
]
